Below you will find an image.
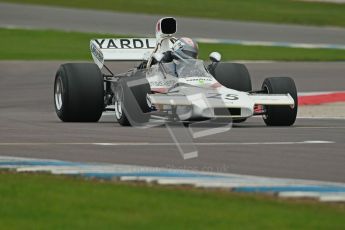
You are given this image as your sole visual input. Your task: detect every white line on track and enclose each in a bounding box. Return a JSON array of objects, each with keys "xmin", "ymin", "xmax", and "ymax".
[
  {"xmin": 297, "ymin": 116, "xmax": 345, "ymax": 120},
  {"xmin": 0, "ymin": 140, "xmax": 335, "ymax": 146},
  {"xmin": 294, "ymin": 126, "xmax": 345, "ymax": 129}
]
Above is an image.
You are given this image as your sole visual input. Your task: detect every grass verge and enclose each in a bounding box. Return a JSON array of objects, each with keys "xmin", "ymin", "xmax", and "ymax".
[
  {"xmin": 1, "ymin": 172, "xmax": 345, "ymax": 229},
  {"xmin": 2, "ymin": 0, "xmax": 345, "ymax": 27},
  {"xmin": 1, "ymin": 28, "xmax": 345, "ymax": 61}
]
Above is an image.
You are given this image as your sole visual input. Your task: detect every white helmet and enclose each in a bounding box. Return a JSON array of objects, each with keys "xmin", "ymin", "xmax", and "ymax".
[{"xmin": 172, "ymin": 37, "xmax": 199, "ymax": 59}]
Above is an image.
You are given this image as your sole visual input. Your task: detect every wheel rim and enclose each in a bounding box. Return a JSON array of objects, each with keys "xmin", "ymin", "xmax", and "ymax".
[
  {"xmin": 55, "ymin": 76, "xmax": 63, "ymax": 111},
  {"xmin": 114, "ymin": 85, "xmax": 123, "ymax": 120}
]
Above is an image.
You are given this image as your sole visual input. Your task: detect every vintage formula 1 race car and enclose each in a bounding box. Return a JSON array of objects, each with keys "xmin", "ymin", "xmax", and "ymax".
[{"xmin": 54, "ymin": 17, "xmax": 297, "ymax": 126}]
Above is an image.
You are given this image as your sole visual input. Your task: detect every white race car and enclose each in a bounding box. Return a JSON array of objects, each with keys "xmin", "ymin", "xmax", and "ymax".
[{"xmin": 54, "ymin": 17, "xmax": 297, "ymax": 126}]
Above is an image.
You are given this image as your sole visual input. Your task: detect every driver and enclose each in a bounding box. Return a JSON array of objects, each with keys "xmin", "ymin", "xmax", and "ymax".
[
  {"xmin": 161, "ymin": 37, "xmax": 199, "ymax": 62},
  {"xmin": 151, "ymin": 37, "xmax": 199, "ymax": 78}
]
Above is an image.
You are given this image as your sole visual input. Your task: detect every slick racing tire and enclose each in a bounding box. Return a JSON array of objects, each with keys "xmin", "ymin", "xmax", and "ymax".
[
  {"xmin": 211, "ymin": 62, "xmax": 252, "ymax": 123},
  {"xmin": 54, "ymin": 63, "xmax": 104, "ymax": 122},
  {"xmin": 211, "ymin": 62, "xmax": 252, "ymax": 92},
  {"xmin": 114, "ymin": 76, "xmax": 151, "ymax": 126},
  {"xmin": 262, "ymin": 77, "xmax": 298, "ymax": 126}
]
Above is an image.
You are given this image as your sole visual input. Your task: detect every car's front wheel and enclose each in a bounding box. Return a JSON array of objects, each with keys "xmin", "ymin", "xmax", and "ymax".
[
  {"xmin": 262, "ymin": 77, "xmax": 298, "ymax": 126},
  {"xmin": 114, "ymin": 77, "xmax": 151, "ymax": 126},
  {"xmin": 114, "ymin": 83, "xmax": 130, "ymax": 126}
]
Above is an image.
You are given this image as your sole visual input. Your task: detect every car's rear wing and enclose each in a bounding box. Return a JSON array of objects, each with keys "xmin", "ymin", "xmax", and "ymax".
[{"xmin": 90, "ymin": 38, "xmax": 156, "ymax": 68}]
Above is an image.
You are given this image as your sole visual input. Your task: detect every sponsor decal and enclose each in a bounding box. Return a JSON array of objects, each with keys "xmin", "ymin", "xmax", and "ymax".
[
  {"xmin": 90, "ymin": 43, "xmax": 103, "ymax": 63},
  {"xmin": 149, "ymin": 80, "xmax": 176, "ymax": 87},
  {"xmin": 186, "ymin": 77, "xmax": 212, "ymax": 82},
  {"xmin": 93, "ymin": 38, "xmax": 156, "ymax": 49}
]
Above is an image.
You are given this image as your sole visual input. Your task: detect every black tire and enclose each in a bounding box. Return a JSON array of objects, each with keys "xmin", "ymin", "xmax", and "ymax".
[
  {"xmin": 211, "ymin": 62, "xmax": 252, "ymax": 92},
  {"xmin": 114, "ymin": 83, "xmax": 130, "ymax": 126},
  {"xmin": 262, "ymin": 77, "xmax": 298, "ymax": 126},
  {"xmin": 210, "ymin": 62, "xmax": 252, "ymax": 123},
  {"xmin": 114, "ymin": 76, "xmax": 151, "ymax": 126},
  {"xmin": 54, "ymin": 63, "xmax": 104, "ymax": 122}
]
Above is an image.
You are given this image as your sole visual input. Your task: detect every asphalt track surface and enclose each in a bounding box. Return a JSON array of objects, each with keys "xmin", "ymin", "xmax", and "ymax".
[
  {"xmin": 0, "ymin": 61, "xmax": 345, "ymax": 183},
  {"xmin": 1, "ymin": 2, "xmax": 345, "ymax": 45}
]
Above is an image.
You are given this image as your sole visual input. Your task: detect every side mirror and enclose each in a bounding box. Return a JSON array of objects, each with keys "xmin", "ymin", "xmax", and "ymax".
[
  {"xmin": 153, "ymin": 53, "xmax": 164, "ymax": 62},
  {"xmin": 209, "ymin": 52, "xmax": 221, "ymax": 62}
]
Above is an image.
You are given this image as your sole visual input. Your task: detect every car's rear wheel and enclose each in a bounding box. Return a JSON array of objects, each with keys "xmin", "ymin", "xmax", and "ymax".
[
  {"xmin": 211, "ymin": 62, "xmax": 252, "ymax": 123},
  {"xmin": 211, "ymin": 62, "xmax": 252, "ymax": 92},
  {"xmin": 262, "ymin": 77, "xmax": 298, "ymax": 126},
  {"xmin": 54, "ymin": 63, "xmax": 104, "ymax": 122},
  {"xmin": 114, "ymin": 76, "xmax": 151, "ymax": 126}
]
